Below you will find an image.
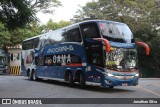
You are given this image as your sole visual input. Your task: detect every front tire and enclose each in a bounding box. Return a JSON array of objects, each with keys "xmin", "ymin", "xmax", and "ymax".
[
  {"xmin": 28, "ymin": 71, "xmax": 33, "ymax": 80},
  {"xmin": 32, "ymin": 71, "xmax": 36, "ymax": 81},
  {"xmin": 32, "ymin": 70, "xmax": 40, "ymax": 81},
  {"xmin": 68, "ymin": 72, "xmax": 74, "ymax": 87},
  {"xmin": 79, "ymin": 73, "xmax": 86, "ymax": 88},
  {"xmin": 109, "ymin": 86, "xmax": 114, "ymax": 88}
]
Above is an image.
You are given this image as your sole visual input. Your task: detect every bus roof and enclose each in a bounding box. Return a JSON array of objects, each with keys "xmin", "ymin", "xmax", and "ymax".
[{"xmin": 23, "ymin": 20, "xmax": 125, "ymax": 42}]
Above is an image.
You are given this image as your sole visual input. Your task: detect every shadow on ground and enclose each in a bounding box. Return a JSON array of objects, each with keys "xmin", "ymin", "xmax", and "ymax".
[{"xmin": 23, "ymin": 78, "xmax": 135, "ymax": 93}]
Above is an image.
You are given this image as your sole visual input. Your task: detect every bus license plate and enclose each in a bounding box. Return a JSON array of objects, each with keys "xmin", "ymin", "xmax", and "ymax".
[{"xmin": 122, "ymin": 83, "xmax": 128, "ymax": 86}]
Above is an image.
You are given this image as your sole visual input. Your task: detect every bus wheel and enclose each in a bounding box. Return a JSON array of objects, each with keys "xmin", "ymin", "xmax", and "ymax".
[
  {"xmin": 28, "ymin": 71, "xmax": 33, "ymax": 80},
  {"xmin": 32, "ymin": 71, "xmax": 36, "ymax": 81},
  {"xmin": 32, "ymin": 70, "xmax": 40, "ymax": 81},
  {"xmin": 68, "ymin": 72, "xmax": 74, "ymax": 87},
  {"xmin": 79, "ymin": 73, "xmax": 86, "ymax": 88},
  {"xmin": 109, "ymin": 86, "xmax": 114, "ymax": 89}
]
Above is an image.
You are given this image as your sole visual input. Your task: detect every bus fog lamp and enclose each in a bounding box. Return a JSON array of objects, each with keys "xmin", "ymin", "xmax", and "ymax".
[{"xmin": 105, "ymin": 80, "xmax": 112, "ymax": 84}]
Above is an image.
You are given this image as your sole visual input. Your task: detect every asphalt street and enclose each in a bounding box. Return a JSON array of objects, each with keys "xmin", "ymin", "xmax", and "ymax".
[{"xmin": 0, "ymin": 75, "xmax": 159, "ymax": 107}]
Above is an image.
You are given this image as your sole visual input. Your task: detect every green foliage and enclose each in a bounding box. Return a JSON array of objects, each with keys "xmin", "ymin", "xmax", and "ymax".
[
  {"xmin": 41, "ymin": 19, "xmax": 71, "ymax": 32},
  {"xmin": 0, "ymin": 0, "xmax": 36, "ymax": 30},
  {"xmin": 27, "ymin": 0, "xmax": 61, "ymax": 14},
  {"xmin": 0, "ymin": 0, "xmax": 62, "ymax": 48},
  {"xmin": 0, "ymin": 20, "xmax": 71, "ymax": 48},
  {"xmin": 0, "ymin": 22, "xmax": 42, "ymax": 48},
  {"xmin": 0, "ymin": 0, "xmax": 61, "ymax": 30},
  {"xmin": 0, "ymin": 23, "xmax": 11, "ymax": 47}
]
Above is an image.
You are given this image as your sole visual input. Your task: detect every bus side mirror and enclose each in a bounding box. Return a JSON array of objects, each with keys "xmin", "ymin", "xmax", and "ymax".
[
  {"xmin": 93, "ymin": 38, "xmax": 110, "ymax": 52},
  {"xmin": 135, "ymin": 42, "xmax": 150, "ymax": 55}
]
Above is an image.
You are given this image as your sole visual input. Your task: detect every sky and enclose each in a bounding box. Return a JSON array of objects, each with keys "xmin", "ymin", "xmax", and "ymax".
[{"xmin": 36, "ymin": 0, "xmax": 92, "ymax": 24}]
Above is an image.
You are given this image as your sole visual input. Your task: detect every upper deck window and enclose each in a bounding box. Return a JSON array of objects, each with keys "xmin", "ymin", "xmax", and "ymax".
[
  {"xmin": 22, "ymin": 38, "xmax": 40, "ymax": 50},
  {"xmin": 64, "ymin": 28, "xmax": 81, "ymax": 42},
  {"xmin": 99, "ymin": 22, "xmax": 134, "ymax": 43},
  {"xmin": 80, "ymin": 22, "xmax": 100, "ymax": 39}
]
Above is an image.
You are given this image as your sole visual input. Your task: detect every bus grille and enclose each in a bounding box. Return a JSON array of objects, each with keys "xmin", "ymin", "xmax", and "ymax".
[{"xmin": 114, "ymin": 76, "xmax": 135, "ymax": 80}]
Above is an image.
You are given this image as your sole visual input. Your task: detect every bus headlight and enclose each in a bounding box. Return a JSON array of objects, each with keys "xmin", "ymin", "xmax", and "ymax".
[
  {"xmin": 107, "ymin": 73, "xmax": 114, "ymax": 77},
  {"xmin": 135, "ymin": 73, "xmax": 139, "ymax": 77},
  {"xmin": 104, "ymin": 72, "xmax": 114, "ymax": 77}
]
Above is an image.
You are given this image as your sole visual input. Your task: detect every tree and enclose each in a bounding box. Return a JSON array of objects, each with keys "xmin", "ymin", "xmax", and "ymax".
[
  {"xmin": 0, "ymin": 0, "xmax": 61, "ymax": 30},
  {"xmin": 0, "ymin": 19, "xmax": 71, "ymax": 49},
  {"xmin": 41, "ymin": 19, "xmax": 71, "ymax": 32},
  {"xmin": 0, "ymin": 0, "xmax": 62, "ymax": 49},
  {"xmin": 27, "ymin": 0, "xmax": 61, "ymax": 14},
  {"xmin": 72, "ymin": 0, "xmax": 160, "ymax": 28},
  {"xmin": 0, "ymin": 21, "xmax": 42, "ymax": 48},
  {"xmin": 0, "ymin": 0, "xmax": 36, "ymax": 30},
  {"xmin": 0, "ymin": 23, "xmax": 11, "ymax": 47}
]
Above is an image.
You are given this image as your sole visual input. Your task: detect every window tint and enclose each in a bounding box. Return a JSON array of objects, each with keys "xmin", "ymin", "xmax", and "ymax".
[
  {"xmin": 44, "ymin": 54, "xmax": 82, "ymax": 66},
  {"xmin": 38, "ymin": 56, "xmax": 44, "ymax": 66},
  {"xmin": 64, "ymin": 28, "xmax": 81, "ymax": 42},
  {"xmin": 44, "ymin": 56, "xmax": 53, "ymax": 66},
  {"xmin": 35, "ymin": 56, "xmax": 39, "ymax": 65},
  {"xmin": 47, "ymin": 32, "xmax": 55, "ymax": 45},
  {"xmin": 22, "ymin": 38, "xmax": 40, "ymax": 50},
  {"xmin": 99, "ymin": 22, "xmax": 134, "ymax": 43},
  {"xmin": 80, "ymin": 23, "xmax": 99, "ymax": 39},
  {"xmin": 34, "ymin": 38, "xmax": 39, "ymax": 48},
  {"xmin": 42, "ymin": 30, "xmax": 65, "ymax": 46},
  {"xmin": 54, "ymin": 30, "xmax": 65, "ymax": 44}
]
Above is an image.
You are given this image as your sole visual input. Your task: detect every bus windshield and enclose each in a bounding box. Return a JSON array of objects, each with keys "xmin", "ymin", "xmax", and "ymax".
[
  {"xmin": 99, "ymin": 22, "xmax": 133, "ymax": 43},
  {"xmin": 106, "ymin": 48, "xmax": 138, "ymax": 71}
]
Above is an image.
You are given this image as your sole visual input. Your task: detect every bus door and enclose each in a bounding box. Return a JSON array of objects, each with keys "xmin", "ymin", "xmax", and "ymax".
[{"xmin": 80, "ymin": 22, "xmax": 105, "ymax": 67}]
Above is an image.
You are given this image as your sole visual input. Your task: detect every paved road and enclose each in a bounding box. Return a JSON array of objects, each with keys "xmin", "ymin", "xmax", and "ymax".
[{"xmin": 0, "ymin": 75, "xmax": 159, "ymax": 107}]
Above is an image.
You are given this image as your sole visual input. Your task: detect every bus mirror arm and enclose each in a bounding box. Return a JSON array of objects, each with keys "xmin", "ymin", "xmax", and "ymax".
[
  {"xmin": 135, "ymin": 42, "xmax": 150, "ymax": 55},
  {"xmin": 93, "ymin": 38, "xmax": 110, "ymax": 52}
]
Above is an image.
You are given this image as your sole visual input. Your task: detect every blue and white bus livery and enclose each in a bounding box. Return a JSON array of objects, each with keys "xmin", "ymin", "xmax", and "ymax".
[{"xmin": 22, "ymin": 20, "xmax": 150, "ymax": 88}]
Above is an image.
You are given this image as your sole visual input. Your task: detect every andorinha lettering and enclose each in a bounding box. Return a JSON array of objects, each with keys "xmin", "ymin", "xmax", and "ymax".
[
  {"xmin": 110, "ymin": 42, "xmax": 135, "ymax": 47},
  {"xmin": 47, "ymin": 45, "xmax": 74, "ymax": 54}
]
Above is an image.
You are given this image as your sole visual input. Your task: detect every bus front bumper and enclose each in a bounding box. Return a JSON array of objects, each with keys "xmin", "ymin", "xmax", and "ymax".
[
  {"xmin": 0, "ymin": 68, "xmax": 7, "ymax": 74},
  {"xmin": 102, "ymin": 76, "xmax": 139, "ymax": 87}
]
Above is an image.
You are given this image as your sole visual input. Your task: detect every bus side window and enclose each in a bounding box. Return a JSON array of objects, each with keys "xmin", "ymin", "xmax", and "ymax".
[
  {"xmin": 22, "ymin": 42, "xmax": 27, "ymax": 50},
  {"xmin": 80, "ymin": 23, "xmax": 100, "ymax": 39},
  {"xmin": 44, "ymin": 56, "xmax": 53, "ymax": 66},
  {"xmin": 34, "ymin": 38, "xmax": 40, "ymax": 48},
  {"xmin": 54, "ymin": 30, "xmax": 65, "ymax": 44},
  {"xmin": 35, "ymin": 56, "xmax": 39, "ymax": 65},
  {"xmin": 38, "ymin": 56, "xmax": 44, "ymax": 66},
  {"xmin": 71, "ymin": 55, "xmax": 82, "ymax": 63},
  {"xmin": 47, "ymin": 32, "xmax": 55, "ymax": 45},
  {"xmin": 65, "ymin": 28, "xmax": 81, "ymax": 42}
]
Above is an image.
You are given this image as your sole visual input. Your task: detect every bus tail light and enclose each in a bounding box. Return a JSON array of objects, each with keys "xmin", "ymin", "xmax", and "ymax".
[
  {"xmin": 88, "ymin": 76, "xmax": 93, "ymax": 78},
  {"xmin": 93, "ymin": 38, "xmax": 110, "ymax": 52},
  {"xmin": 96, "ymin": 76, "xmax": 100, "ymax": 78},
  {"xmin": 136, "ymin": 42, "xmax": 150, "ymax": 55}
]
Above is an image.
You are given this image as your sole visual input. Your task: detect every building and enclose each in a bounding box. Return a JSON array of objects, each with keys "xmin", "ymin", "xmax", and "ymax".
[{"xmin": 6, "ymin": 44, "xmax": 22, "ymax": 75}]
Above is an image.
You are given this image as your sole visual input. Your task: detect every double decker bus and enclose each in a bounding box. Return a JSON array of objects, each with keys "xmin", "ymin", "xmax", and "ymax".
[{"xmin": 22, "ymin": 20, "xmax": 150, "ymax": 88}]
